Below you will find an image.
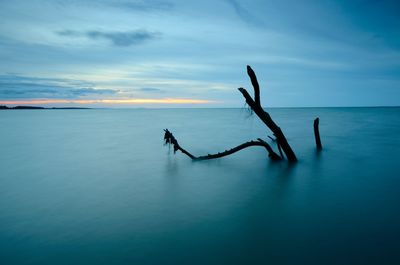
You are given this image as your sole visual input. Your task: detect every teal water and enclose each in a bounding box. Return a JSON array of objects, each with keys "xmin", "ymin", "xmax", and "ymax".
[{"xmin": 0, "ymin": 108, "xmax": 399, "ymax": 264}]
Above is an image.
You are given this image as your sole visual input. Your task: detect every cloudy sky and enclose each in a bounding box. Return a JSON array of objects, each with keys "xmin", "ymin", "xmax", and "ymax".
[{"xmin": 0, "ymin": 0, "xmax": 399, "ymax": 107}]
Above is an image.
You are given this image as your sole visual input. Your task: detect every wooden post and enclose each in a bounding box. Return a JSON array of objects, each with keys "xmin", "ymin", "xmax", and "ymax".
[{"xmin": 314, "ymin": 117, "xmax": 322, "ymax": 150}]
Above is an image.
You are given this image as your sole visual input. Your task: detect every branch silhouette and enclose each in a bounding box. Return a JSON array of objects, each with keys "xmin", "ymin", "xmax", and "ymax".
[
  {"xmin": 163, "ymin": 65, "xmax": 305, "ymax": 162},
  {"xmin": 314, "ymin": 117, "xmax": 322, "ymax": 150},
  {"xmin": 164, "ymin": 129, "xmax": 281, "ymax": 161}
]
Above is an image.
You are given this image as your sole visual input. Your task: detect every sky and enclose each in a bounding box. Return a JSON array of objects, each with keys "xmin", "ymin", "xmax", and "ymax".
[{"xmin": 0, "ymin": 0, "xmax": 399, "ymax": 107}]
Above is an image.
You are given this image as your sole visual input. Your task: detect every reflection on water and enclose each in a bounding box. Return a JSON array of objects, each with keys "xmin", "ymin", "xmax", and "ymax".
[{"xmin": 0, "ymin": 107, "xmax": 399, "ymax": 264}]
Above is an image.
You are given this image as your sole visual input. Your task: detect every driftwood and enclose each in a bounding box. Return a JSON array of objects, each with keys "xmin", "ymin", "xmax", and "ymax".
[
  {"xmin": 164, "ymin": 129, "xmax": 281, "ymax": 161},
  {"xmin": 314, "ymin": 117, "xmax": 322, "ymax": 150},
  {"xmin": 238, "ymin": 66, "xmax": 297, "ymax": 161},
  {"xmin": 163, "ymin": 65, "xmax": 301, "ymax": 162}
]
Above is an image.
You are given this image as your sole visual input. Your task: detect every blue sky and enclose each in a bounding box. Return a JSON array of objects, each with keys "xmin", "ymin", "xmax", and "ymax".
[{"xmin": 0, "ymin": 0, "xmax": 399, "ymax": 107}]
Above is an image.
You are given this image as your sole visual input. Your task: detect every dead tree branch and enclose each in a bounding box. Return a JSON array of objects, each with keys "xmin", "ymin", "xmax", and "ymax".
[
  {"xmin": 276, "ymin": 139, "xmax": 284, "ymax": 159},
  {"xmin": 163, "ymin": 65, "xmax": 297, "ymax": 163},
  {"xmin": 164, "ymin": 129, "xmax": 282, "ymax": 161},
  {"xmin": 164, "ymin": 129, "xmax": 195, "ymax": 159},
  {"xmin": 238, "ymin": 65, "xmax": 297, "ymax": 161},
  {"xmin": 247, "ymin": 65, "xmax": 260, "ymax": 107},
  {"xmin": 267, "ymin": 135, "xmax": 284, "ymax": 159}
]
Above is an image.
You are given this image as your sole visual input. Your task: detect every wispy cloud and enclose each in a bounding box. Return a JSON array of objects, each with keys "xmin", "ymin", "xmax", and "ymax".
[
  {"xmin": 0, "ymin": 73, "xmax": 219, "ymax": 106},
  {"xmin": 225, "ymin": 0, "xmax": 263, "ymax": 26},
  {"xmin": 136, "ymin": 87, "xmax": 165, "ymax": 93},
  {"xmin": 0, "ymin": 74, "xmax": 118, "ymax": 99},
  {"xmin": 57, "ymin": 29, "xmax": 161, "ymax": 47},
  {"xmin": 52, "ymin": 0, "xmax": 174, "ymax": 13},
  {"xmin": 115, "ymin": 0, "xmax": 174, "ymax": 12}
]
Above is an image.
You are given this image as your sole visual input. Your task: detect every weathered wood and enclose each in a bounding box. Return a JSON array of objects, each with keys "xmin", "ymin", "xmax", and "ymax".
[
  {"xmin": 256, "ymin": 138, "xmax": 282, "ymax": 160},
  {"xmin": 238, "ymin": 65, "xmax": 297, "ymax": 161},
  {"xmin": 267, "ymin": 136, "xmax": 284, "ymax": 159},
  {"xmin": 276, "ymin": 139, "xmax": 284, "ymax": 159},
  {"xmin": 314, "ymin": 117, "xmax": 322, "ymax": 150},
  {"xmin": 247, "ymin": 65, "xmax": 260, "ymax": 107},
  {"xmin": 164, "ymin": 129, "xmax": 195, "ymax": 159},
  {"xmin": 164, "ymin": 129, "xmax": 282, "ymax": 161},
  {"xmin": 163, "ymin": 65, "xmax": 298, "ymax": 163},
  {"xmin": 196, "ymin": 139, "xmax": 281, "ymax": 161}
]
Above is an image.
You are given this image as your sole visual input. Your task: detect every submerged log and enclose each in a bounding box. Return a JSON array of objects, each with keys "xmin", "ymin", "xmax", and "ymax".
[
  {"xmin": 164, "ymin": 129, "xmax": 282, "ymax": 161},
  {"xmin": 314, "ymin": 117, "xmax": 322, "ymax": 150}
]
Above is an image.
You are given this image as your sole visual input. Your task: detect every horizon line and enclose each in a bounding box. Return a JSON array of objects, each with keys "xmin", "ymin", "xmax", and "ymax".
[
  {"xmin": 1, "ymin": 105, "xmax": 399, "ymax": 109},
  {"xmin": 0, "ymin": 98, "xmax": 218, "ymax": 105}
]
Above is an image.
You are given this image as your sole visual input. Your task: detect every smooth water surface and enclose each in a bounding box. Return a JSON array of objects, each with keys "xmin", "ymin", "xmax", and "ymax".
[{"xmin": 1, "ymin": 108, "xmax": 399, "ymax": 264}]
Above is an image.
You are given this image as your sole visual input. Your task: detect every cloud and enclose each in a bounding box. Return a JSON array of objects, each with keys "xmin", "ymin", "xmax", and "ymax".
[
  {"xmin": 57, "ymin": 29, "xmax": 161, "ymax": 47},
  {"xmin": 0, "ymin": 74, "xmax": 118, "ymax": 99},
  {"xmin": 136, "ymin": 87, "xmax": 165, "ymax": 93},
  {"xmin": 53, "ymin": 0, "xmax": 174, "ymax": 12},
  {"xmin": 225, "ymin": 0, "xmax": 264, "ymax": 26},
  {"xmin": 115, "ymin": 0, "xmax": 174, "ymax": 12},
  {"xmin": 57, "ymin": 30, "xmax": 80, "ymax": 37},
  {"xmin": 86, "ymin": 30, "xmax": 160, "ymax": 46}
]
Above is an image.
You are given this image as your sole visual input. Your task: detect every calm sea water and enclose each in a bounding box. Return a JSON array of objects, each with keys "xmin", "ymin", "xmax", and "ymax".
[{"xmin": 0, "ymin": 108, "xmax": 399, "ymax": 264}]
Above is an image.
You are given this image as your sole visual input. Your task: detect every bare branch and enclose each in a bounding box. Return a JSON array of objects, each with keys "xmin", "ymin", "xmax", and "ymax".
[
  {"xmin": 247, "ymin": 65, "xmax": 260, "ymax": 107},
  {"xmin": 164, "ymin": 129, "xmax": 282, "ymax": 161},
  {"xmin": 238, "ymin": 84, "xmax": 297, "ymax": 161},
  {"xmin": 267, "ymin": 135, "xmax": 284, "ymax": 159},
  {"xmin": 256, "ymin": 138, "xmax": 282, "ymax": 160},
  {"xmin": 164, "ymin": 129, "xmax": 195, "ymax": 159},
  {"xmin": 163, "ymin": 66, "xmax": 297, "ymax": 163},
  {"xmin": 276, "ymin": 138, "xmax": 284, "ymax": 159}
]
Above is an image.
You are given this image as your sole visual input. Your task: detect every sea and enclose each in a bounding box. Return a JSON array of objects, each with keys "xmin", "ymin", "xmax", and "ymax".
[{"xmin": 0, "ymin": 107, "xmax": 399, "ymax": 264}]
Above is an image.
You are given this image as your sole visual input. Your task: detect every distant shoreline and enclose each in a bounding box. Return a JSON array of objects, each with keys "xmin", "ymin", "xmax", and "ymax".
[
  {"xmin": 0, "ymin": 105, "xmax": 91, "ymax": 110},
  {"xmin": 0, "ymin": 105, "xmax": 399, "ymax": 110}
]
